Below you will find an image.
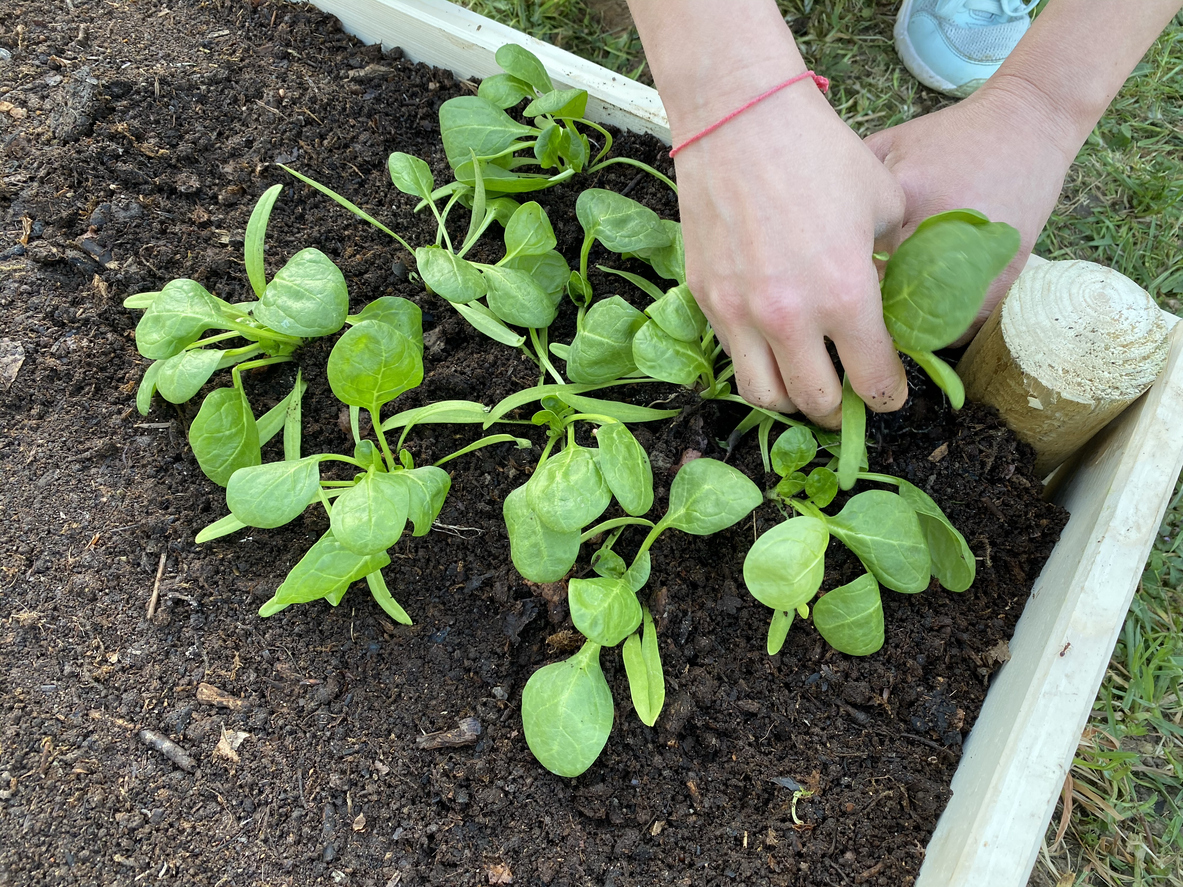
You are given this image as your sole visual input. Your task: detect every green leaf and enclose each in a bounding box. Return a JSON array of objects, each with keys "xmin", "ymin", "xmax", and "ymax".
[
  {"xmin": 194, "ymin": 513, "xmax": 247, "ymax": 544},
  {"xmin": 123, "ymin": 291, "xmax": 160, "ymax": 310},
  {"xmin": 837, "ymin": 375, "xmax": 867, "ymax": 492},
  {"xmin": 439, "ymin": 95, "xmax": 537, "ymax": 168},
  {"xmin": 396, "ymin": 466, "xmax": 452, "ymax": 536},
  {"xmin": 640, "ymin": 220, "xmax": 685, "ymax": 283},
  {"xmin": 805, "ymin": 467, "xmax": 838, "ymax": 508},
  {"xmin": 632, "ymin": 320, "xmax": 710, "ymax": 387},
  {"xmin": 135, "ymin": 279, "xmax": 233, "ymax": 360},
  {"xmin": 252, "ymin": 248, "xmax": 348, "ymax": 339},
  {"xmin": 382, "ymin": 400, "xmax": 491, "ymax": 432},
  {"xmin": 366, "ymin": 570, "xmax": 412, "ymax": 625},
  {"xmin": 416, "ymin": 247, "xmax": 488, "ymax": 305},
  {"xmin": 743, "ymin": 516, "xmax": 829, "ymax": 611},
  {"xmin": 776, "ymin": 472, "xmax": 808, "ymax": 499},
  {"xmin": 527, "ymin": 443, "xmax": 611, "ymax": 533},
  {"xmin": 387, "ymin": 152, "xmax": 436, "ymax": 201},
  {"xmin": 827, "ymin": 490, "xmax": 931, "ymax": 593},
  {"xmin": 329, "ymin": 471, "xmax": 410, "ymax": 555},
  {"xmin": 663, "ymin": 458, "xmax": 762, "ymax": 536},
  {"xmin": 566, "ymin": 295, "xmax": 647, "ymax": 383},
  {"xmin": 766, "ymin": 608, "xmax": 794, "ymax": 656},
  {"xmin": 502, "ymin": 249, "xmax": 570, "ymax": 298},
  {"xmin": 812, "ymin": 573, "xmax": 884, "ymax": 656},
  {"xmin": 227, "ymin": 457, "xmax": 321, "ymax": 528},
  {"xmin": 327, "ymin": 319, "xmax": 423, "ymax": 412},
  {"xmin": 189, "ymin": 385, "xmax": 261, "ymax": 487},
  {"xmin": 594, "ymin": 422, "xmax": 654, "ymax": 516},
  {"xmin": 533, "ymin": 122, "xmax": 562, "ymax": 168},
  {"xmin": 569, "ymin": 576, "xmax": 642, "ymax": 647},
  {"xmin": 153, "ymin": 348, "xmax": 225, "ymax": 404},
  {"xmin": 503, "ymin": 201, "xmax": 557, "ymax": 260},
  {"xmin": 454, "ymin": 160, "xmax": 557, "ymax": 194},
  {"xmin": 524, "ymin": 87, "xmax": 588, "ymax": 119},
  {"xmin": 622, "ymin": 607, "xmax": 664, "ymax": 726},
  {"xmin": 478, "ymin": 72, "xmax": 535, "ymax": 109},
  {"xmin": 892, "ymin": 479, "xmax": 976, "ymax": 593},
  {"xmin": 576, "ymin": 189, "xmax": 672, "ymax": 255},
  {"xmin": 900, "ymin": 347, "xmax": 965, "ymax": 410},
  {"xmin": 771, "ymin": 426, "xmax": 817, "ymax": 477},
  {"xmin": 598, "ymin": 266, "xmax": 665, "ymax": 301},
  {"xmin": 522, "ymin": 641, "xmax": 612, "ymax": 777},
  {"xmin": 503, "ymin": 486, "xmax": 581, "ymax": 583},
  {"xmin": 558, "ymin": 392, "xmax": 681, "ymax": 424},
  {"xmin": 135, "ymin": 359, "xmax": 162, "ymax": 416},
  {"xmin": 283, "ymin": 370, "xmax": 306, "ymax": 461},
  {"xmin": 483, "ymin": 266, "xmax": 561, "ymax": 329},
  {"xmin": 646, "ymin": 284, "xmax": 706, "ymax": 343},
  {"xmin": 558, "ymin": 127, "xmax": 589, "ymax": 173},
  {"xmin": 258, "ymin": 530, "xmax": 390, "ymax": 617},
  {"xmin": 494, "ymin": 43, "xmax": 554, "ymax": 93},
  {"xmin": 881, "ymin": 211, "xmax": 1020, "ymax": 352},
  {"xmin": 452, "ymin": 300, "xmax": 527, "ymax": 347},
  {"xmin": 244, "ymin": 184, "xmax": 283, "ymax": 299},
  {"xmin": 590, "ymin": 549, "xmax": 651, "ymax": 593}
]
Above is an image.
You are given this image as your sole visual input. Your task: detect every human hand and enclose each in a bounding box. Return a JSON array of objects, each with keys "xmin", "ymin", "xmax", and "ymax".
[
  {"xmin": 864, "ymin": 78, "xmax": 1078, "ymax": 343},
  {"xmin": 673, "ymin": 85, "xmax": 909, "ymax": 427}
]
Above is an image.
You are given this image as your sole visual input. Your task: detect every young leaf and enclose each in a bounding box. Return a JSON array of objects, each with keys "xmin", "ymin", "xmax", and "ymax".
[
  {"xmin": 622, "ymin": 607, "xmax": 664, "ymax": 726},
  {"xmin": 663, "ymin": 458, "xmax": 762, "ymax": 536},
  {"xmin": 416, "ymin": 247, "xmax": 488, "ymax": 304},
  {"xmin": 503, "ymin": 485, "xmax": 581, "ymax": 583},
  {"xmin": 521, "ymin": 641, "xmax": 612, "ymax": 778},
  {"xmin": 594, "ymin": 421, "xmax": 654, "ymax": 516},
  {"xmin": 189, "ymin": 385, "xmax": 262, "ymax": 487},
  {"xmin": 882, "ymin": 211, "xmax": 1020, "ymax": 352},
  {"xmin": 502, "ymin": 201, "xmax": 557, "ymax": 260},
  {"xmin": 258, "ymin": 530, "xmax": 390, "ymax": 617},
  {"xmin": 576, "ymin": 189, "xmax": 672, "ymax": 255},
  {"xmin": 805, "ymin": 467, "xmax": 838, "ymax": 508},
  {"xmin": 827, "ymin": 490, "xmax": 931, "ymax": 593},
  {"xmin": 483, "ymin": 266, "xmax": 561, "ymax": 329},
  {"xmin": 452, "ymin": 300, "xmax": 527, "ymax": 348},
  {"xmin": 395, "ymin": 465, "xmax": 452, "ymax": 536},
  {"xmin": 524, "ymin": 87, "xmax": 588, "ymax": 119},
  {"xmin": 350, "ymin": 297, "xmax": 424, "ymax": 354},
  {"xmin": 124, "ymin": 290, "xmax": 161, "ymax": 310},
  {"xmin": 766, "ymin": 608, "xmax": 794, "ymax": 656},
  {"xmin": 641, "ymin": 220, "xmax": 685, "ymax": 283},
  {"xmin": 632, "ymin": 320, "xmax": 710, "ymax": 387},
  {"xmin": 770, "ymin": 426, "xmax": 818, "ymax": 477},
  {"xmin": 194, "ymin": 512, "xmax": 248, "ymax": 544},
  {"xmin": 776, "ymin": 472, "xmax": 808, "ymax": 500},
  {"xmin": 812, "ymin": 573, "xmax": 884, "ymax": 656},
  {"xmin": 533, "ymin": 122, "xmax": 562, "ymax": 168},
  {"xmin": 327, "ymin": 319, "xmax": 423, "ymax": 412},
  {"xmin": 381, "ymin": 400, "xmax": 491, "ymax": 432},
  {"xmin": 282, "ymin": 370, "xmax": 306, "ymax": 461},
  {"xmin": 558, "ymin": 127, "xmax": 589, "ymax": 173},
  {"xmin": 646, "ymin": 284, "xmax": 706, "ymax": 343},
  {"xmin": 478, "ymin": 72, "xmax": 535, "ymax": 109},
  {"xmin": 527, "ymin": 443, "xmax": 611, "ymax": 533},
  {"xmin": 438, "ymin": 95, "xmax": 536, "ymax": 169},
  {"xmin": 837, "ymin": 374, "xmax": 866, "ymax": 491},
  {"xmin": 893, "ymin": 479, "xmax": 976, "ymax": 592},
  {"xmin": 135, "ymin": 279, "xmax": 233, "ymax": 360},
  {"xmin": 366, "ymin": 570, "xmax": 412, "ymax": 625},
  {"xmin": 330, "ymin": 471, "xmax": 411, "ymax": 555},
  {"xmin": 387, "ymin": 152, "xmax": 436, "ymax": 201},
  {"xmin": 900, "ymin": 347, "xmax": 966, "ymax": 410},
  {"xmin": 569, "ymin": 576, "xmax": 642, "ymax": 647},
  {"xmin": 253, "ymin": 248, "xmax": 349, "ymax": 338},
  {"xmin": 502, "ymin": 249, "xmax": 569, "ymax": 298},
  {"xmin": 135, "ymin": 360, "xmax": 163, "ymax": 416},
  {"xmin": 227, "ymin": 457, "xmax": 321, "ymax": 528},
  {"xmin": 565, "ymin": 295, "xmax": 647, "ymax": 383},
  {"xmin": 743, "ymin": 516, "xmax": 829, "ymax": 612},
  {"xmin": 244, "ymin": 184, "xmax": 283, "ymax": 299},
  {"xmin": 494, "ymin": 43, "xmax": 554, "ymax": 93},
  {"xmin": 153, "ymin": 347, "xmax": 225, "ymax": 404},
  {"xmin": 558, "ymin": 392, "xmax": 680, "ymax": 424}
]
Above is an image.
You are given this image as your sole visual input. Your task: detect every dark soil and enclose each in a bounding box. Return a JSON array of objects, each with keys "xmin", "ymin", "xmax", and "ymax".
[{"xmin": 0, "ymin": 2, "xmax": 1067, "ymax": 885}]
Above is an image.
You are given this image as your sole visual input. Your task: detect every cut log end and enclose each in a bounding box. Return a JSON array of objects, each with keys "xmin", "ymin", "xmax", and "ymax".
[{"xmin": 958, "ymin": 259, "xmax": 1171, "ymax": 477}]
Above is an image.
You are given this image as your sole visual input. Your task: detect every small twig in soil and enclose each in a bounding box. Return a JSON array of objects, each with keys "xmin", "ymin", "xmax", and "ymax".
[
  {"xmin": 415, "ymin": 717, "xmax": 482, "ymax": 750},
  {"xmin": 146, "ymin": 551, "xmax": 166, "ymax": 619},
  {"xmin": 139, "ymin": 728, "xmax": 196, "ymax": 772}
]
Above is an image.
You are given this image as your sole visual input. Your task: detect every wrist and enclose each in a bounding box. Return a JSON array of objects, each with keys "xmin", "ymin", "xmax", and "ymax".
[{"xmin": 972, "ymin": 72, "xmax": 1089, "ymax": 167}]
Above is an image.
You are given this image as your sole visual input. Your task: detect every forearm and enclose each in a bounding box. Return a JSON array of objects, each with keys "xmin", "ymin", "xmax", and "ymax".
[
  {"xmin": 625, "ymin": 0, "xmax": 809, "ymax": 141},
  {"xmin": 991, "ymin": 0, "xmax": 1183, "ymax": 153}
]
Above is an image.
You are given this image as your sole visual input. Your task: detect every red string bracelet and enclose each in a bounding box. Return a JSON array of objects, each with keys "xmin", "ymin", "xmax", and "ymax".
[{"xmin": 668, "ymin": 70, "xmax": 830, "ymax": 158}]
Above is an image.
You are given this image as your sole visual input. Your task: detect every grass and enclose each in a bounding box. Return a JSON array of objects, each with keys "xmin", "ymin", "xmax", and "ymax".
[{"xmin": 457, "ymin": 1, "xmax": 1183, "ymax": 882}]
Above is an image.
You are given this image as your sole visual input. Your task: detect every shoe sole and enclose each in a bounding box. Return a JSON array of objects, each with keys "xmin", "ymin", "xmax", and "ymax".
[{"xmin": 894, "ymin": 0, "xmax": 987, "ymax": 98}]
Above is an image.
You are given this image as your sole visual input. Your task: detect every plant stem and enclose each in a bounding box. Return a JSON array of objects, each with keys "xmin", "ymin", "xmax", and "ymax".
[
  {"xmin": 590, "ymin": 157, "xmax": 678, "ymax": 194},
  {"xmin": 370, "ymin": 408, "xmax": 396, "ymax": 472},
  {"xmin": 530, "ymin": 327, "xmax": 565, "ymax": 385},
  {"xmin": 580, "ymin": 516, "xmax": 655, "ymax": 544}
]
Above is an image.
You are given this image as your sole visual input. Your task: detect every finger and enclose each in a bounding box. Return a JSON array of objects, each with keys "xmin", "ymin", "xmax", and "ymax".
[
  {"xmin": 728, "ymin": 329, "xmax": 796, "ymax": 415},
  {"xmin": 768, "ymin": 334, "xmax": 843, "ymax": 429},
  {"xmin": 826, "ymin": 277, "xmax": 909, "ymax": 416}
]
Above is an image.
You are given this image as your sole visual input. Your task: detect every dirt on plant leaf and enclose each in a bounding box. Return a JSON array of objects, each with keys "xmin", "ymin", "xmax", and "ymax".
[{"xmin": 0, "ymin": 2, "xmax": 1068, "ymax": 886}]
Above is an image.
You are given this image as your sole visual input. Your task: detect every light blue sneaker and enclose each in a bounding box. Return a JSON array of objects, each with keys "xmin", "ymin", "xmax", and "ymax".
[{"xmin": 895, "ymin": 0, "xmax": 1038, "ymax": 97}]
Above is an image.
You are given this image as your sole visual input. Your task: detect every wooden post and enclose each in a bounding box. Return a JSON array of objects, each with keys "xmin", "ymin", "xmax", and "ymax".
[{"xmin": 957, "ymin": 258, "xmax": 1173, "ymax": 476}]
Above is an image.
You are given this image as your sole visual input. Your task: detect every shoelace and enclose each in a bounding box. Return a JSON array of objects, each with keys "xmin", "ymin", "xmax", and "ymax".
[{"xmin": 941, "ymin": 0, "xmax": 1039, "ymax": 20}]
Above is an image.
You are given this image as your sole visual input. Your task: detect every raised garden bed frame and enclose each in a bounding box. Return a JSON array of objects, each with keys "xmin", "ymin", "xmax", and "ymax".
[{"xmin": 306, "ymin": 0, "xmax": 1183, "ymax": 882}]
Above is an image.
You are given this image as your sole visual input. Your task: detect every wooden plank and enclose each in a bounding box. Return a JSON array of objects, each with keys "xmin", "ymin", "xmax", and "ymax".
[
  {"xmin": 917, "ymin": 316, "xmax": 1183, "ymax": 886},
  {"xmin": 309, "ymin": 0, "xmax": 670, "ymax": 140}
]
